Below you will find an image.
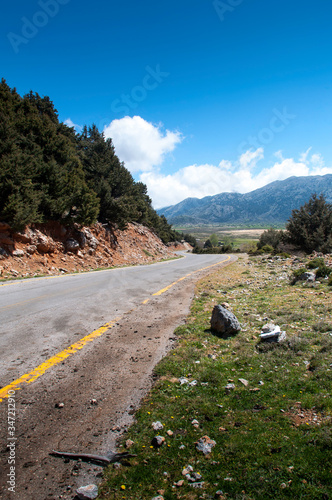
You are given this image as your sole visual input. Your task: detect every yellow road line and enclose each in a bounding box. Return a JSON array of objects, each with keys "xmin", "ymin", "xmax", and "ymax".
[
  {"xmin": 0, "ymin": 255, "xmax": 233, "ymax": 402},
  {"xmin": 153, "ymin": 256, "xmax": 231, "ymax": 296},
  {"xmin": 0, "ymin": 319, "xmax": 120, "ymax": 402}
]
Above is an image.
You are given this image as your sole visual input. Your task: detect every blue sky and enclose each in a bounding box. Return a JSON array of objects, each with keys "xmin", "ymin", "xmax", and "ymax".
[{"xmin": 2, "ymin": 0, "xmax": 332, "ymax": 208}]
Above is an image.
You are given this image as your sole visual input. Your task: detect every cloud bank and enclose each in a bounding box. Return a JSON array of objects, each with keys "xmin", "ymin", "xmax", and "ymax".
[{"xmin": 102, "ymin": 116, "xmax": 332, "ymax": 209}]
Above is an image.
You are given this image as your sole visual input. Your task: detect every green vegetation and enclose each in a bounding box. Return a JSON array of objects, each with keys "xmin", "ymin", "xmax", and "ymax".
[
  {"xmin": 99, "ymin": 257, "xmax": 332, "ymax": 500},
  {"xmin": 257, "ymin": 228, "xmax": 283, "ymax": 251},
  {"xmin": 0, "ymin": 79, "xmax": 178, "ymax": 243},
  {"xmin": 286, "ymin": 193, "xmax": 332, "ymax": 253},
  {"xmin": 291, "ymin": 257, "xmax": 332, "ymax": 285}
]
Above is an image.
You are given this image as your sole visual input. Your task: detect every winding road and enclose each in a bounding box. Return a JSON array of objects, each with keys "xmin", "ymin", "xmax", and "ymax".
[
  {"xmin": 0, "ymin": 253, "xmax": 231, "ymax": 398},
  {"xmin": 0, "ymin": 252, "xmax": 234, "ymax": 499}
]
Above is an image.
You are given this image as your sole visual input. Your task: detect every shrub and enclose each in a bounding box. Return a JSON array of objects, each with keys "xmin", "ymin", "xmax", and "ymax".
[
  {"xmin": 285, "ymin": 194, "xmax": 332, "ymax": 253},
  {"xmin": 257, "ymin": 228, "xmax": 283, "ymax": 250},
  {"xmin": 307, "ymin": 257, "xmax": 325, "ymax": 269},
  {"xmin": 315, "ymin": 265, "xmax": 332, "ymax": 279}
]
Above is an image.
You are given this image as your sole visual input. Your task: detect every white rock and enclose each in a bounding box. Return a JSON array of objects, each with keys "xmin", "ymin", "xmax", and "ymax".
[
  {"xmin": 76, "ymin": 484, "xmax": 98, "ymax": 500},
  {"xmin": 152, "ymin": 421, "xmax": 164, "ymax": 430}
]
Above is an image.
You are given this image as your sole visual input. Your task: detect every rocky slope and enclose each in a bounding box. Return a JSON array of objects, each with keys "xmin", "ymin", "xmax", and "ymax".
[
  {"xmin": 158, "ymin": 174, "xmax": 332, "ymax": 225},
  {"xmin": 0, "ymin": 221, "xmax": 184, "ymax": 279}
]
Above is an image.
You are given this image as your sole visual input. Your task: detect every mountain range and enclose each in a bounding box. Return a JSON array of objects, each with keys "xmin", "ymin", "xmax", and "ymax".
[{"xmin": 157, "ymin": 175, "xmax": 332, "ymax": 226}]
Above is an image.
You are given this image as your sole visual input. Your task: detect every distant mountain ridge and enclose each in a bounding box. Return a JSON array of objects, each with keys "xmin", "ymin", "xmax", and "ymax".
[{"xmin": 157, "ymin": 175, "xmax": 332, "ymax": 226}]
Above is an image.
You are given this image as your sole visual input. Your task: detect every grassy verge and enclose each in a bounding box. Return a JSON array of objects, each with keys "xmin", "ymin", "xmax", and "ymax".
[{"xmin": 99, "ymin": 255, "xmax": 332, "ymax": 500}]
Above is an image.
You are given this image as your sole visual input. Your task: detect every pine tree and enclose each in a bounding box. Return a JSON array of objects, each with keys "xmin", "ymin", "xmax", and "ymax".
[{"xmin": 286, "ymin": 193, "xmax": 332, "ymax": 253}]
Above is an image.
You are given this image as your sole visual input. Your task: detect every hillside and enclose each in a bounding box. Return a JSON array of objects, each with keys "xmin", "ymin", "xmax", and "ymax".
[
  {"xmin": 158, "ymin": 174, "xmax": 332, "ymax": 226},
  {"xmin": 0, "ymin": 79, "xmax": 177, "ymax": 244},
  {"xmin": 0, "ymin": 221, "xmax": 183, "ymax": 280}
]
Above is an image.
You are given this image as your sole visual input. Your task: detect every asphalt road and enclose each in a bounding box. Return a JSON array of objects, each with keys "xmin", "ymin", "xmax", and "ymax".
[{"xmin": 0, "ymin": 253, "xmax": 230, "ymax": 389}]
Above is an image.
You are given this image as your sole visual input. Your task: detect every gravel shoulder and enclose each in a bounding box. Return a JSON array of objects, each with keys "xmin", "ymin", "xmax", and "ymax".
[{"xmin": 0, "ymin": 256, "xmax": 236, "ymax": 500}]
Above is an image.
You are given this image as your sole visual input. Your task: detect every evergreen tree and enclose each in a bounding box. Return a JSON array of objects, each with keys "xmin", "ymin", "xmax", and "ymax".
[
  {"xmin": 0, "ymin": 79, "xmax": 180, "ymax": 243},
  {"xmin": 286, "ymin": 193, "xmax": 332, "ymax": 253},
  {"xmin": 0, "ymin": 79, "xmax": 99, "ymax": 229}
]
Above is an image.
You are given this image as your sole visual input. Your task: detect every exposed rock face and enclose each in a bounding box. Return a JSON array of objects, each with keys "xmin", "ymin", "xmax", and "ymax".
[
  {"xmin": 0, "ymin": 221, "xmax": 175, "ymax": 279},
  {"xmin": 210, "ymin": 305, "xmax": 241, "ymax": 337}
]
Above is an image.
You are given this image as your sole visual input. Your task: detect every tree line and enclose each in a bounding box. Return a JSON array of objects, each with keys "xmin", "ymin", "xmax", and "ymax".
[{"xmin": 0, "ymin": 79, "xmax": 179, "ymax": 243}]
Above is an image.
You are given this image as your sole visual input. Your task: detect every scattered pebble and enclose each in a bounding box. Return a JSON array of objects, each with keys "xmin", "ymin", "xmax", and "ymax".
[
  {"xmin": 76, "ymin": 484, "xmax": 98, "ymax": 500},
  {"xmin": 152, "ymin": 421, "xmax": 164, "ymax": 431},
  {"xmin": 196, "ymin": 435, "xmax": 216, "ymax": 455},
  {"xmin": 125, "ymin": 439, "xmax": 134, "ymax": 449},
  {"xmin": 151, "ymin": 436, "xmax": 165, "ymax": 448},
  {"xmin": 182, "ymin": 466, "xmax": 194, "ymax": 476},
  {"xmin": 225, "ymin": 383, "xmax": 235, "ymax": 391},
  {"xmin": 189, "ymin": 482, "xmax": 205, "ymax": 488}
]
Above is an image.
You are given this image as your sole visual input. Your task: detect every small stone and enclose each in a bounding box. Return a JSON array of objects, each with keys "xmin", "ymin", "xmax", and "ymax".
[
  {"xmin": 76, "ymin": 484, "xmax": 98, "ymax": 500},
  {"xmin": 179, "ymin": 377, "xmax": 189, "ymax": 385},
  {"xmin": 113, "ymin": 462, "xmax": 121, "ymax": 469},
  {"xmin": 12, "ymin": 249, "xmax": 25, "ymax": 257},
  {"xmin": 196, "ymin": 435, "xmax": 216, "ymax": 455},
  {"xmin": 166, "ymin": 430, "xmax": 173, "ymax": 437},
  {"xmin": 151, "ymin": 436, "xmax": 165, "ymax": 448},
  {"xmin": 55, "ymin": 402, "xmax": 64, "ymax": 408},
  {"xmin": 189, "ymin": 482, "xmax": 205, "ymax": 488},
  {"xmin": 225, "ymin": 383, "xmax": 235, "ymax": 391},
  {"xmin": 238, "ymin": 378, "xmax": 249, "ymax": 387},
  {"xmin": 151, "ymin": 496, "xmax": 164, "ymax": 500},
  {"xmin": 90, "ymin": 399, "xmax": 98, "ymax": 405},
  {"xmin": 189, "ymin": 380, "xmax": 198, "ymax": 386},
  {"xmin": 219, "ymin": 427, "xmax": 226, "ymax": 432},
  {"xmin": 125, "ymin": 439, "xmax": 134, "ymax": 449},
  {"xmin": 280, "ymin": 483, "xmax": 287, "ymax": 489},
  {"xmin": 182, "ymin": 465, "xmax": 194, "ymax": 476},
  {"xmin": 175, "ymin": 480, "xmax": 184, "ymax": 487},
  {"xmin": 191, "ymin": 419, "xmax": 199, "ymax": 426},
  {"xmin": 152, "ymin": 421, "xmax": 164, "ymax": 431},
  {"xmin": 179, "ymin": 445, "xmax": 186, "ymax": 450}
]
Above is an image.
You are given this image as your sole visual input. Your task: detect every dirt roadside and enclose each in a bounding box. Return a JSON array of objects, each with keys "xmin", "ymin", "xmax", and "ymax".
[{"xmin": 0, "ymin": 256, "xmax": 236, "ymax": 500}]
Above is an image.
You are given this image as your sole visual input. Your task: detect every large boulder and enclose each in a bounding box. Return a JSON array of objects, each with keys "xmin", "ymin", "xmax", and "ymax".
[
  {"xmin": 65, "ymin": 238, "xmax": 80, "ymax": 252},
  {"xmin": 210, "ymin": 305, "xmax": 241, "ymax": 337},
  {"xmin": 36, "ymin": 234, "xmax": 56, "ymax": 253}
]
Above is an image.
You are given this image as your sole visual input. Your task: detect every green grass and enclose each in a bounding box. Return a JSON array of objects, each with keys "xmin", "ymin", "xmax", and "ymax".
[{"xmin": 99, "ymin": 256, "xmax": 332, "ymax": 500}]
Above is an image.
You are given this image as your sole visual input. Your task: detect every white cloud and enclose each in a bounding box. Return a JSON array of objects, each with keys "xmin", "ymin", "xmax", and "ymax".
[
  {"xmin": 64, "ymin": 118, "xmax": 82, "ymax": 132},
  {"xmin": 239, "ymin": 148, "xmax": 264, "ymax": 169},
  {"xmin": 103, "ymin": 116, "xmax": 182, "ymax": 173},
  {"xmin": 140, "ymin": 149, "xmax": 332, "ymax": 209}
]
